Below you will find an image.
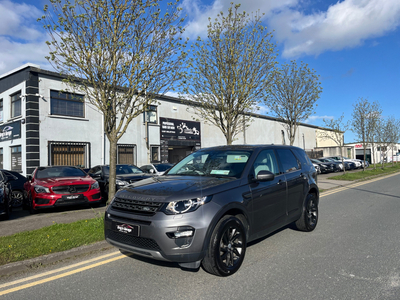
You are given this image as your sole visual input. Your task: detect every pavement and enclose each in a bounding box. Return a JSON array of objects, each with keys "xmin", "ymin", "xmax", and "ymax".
[{"xmin": 0, "ymin": 172, "xmax": 357, "ymax": 277}]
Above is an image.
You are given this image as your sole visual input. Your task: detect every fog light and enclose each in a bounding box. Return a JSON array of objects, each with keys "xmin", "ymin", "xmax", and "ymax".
[{"xmin": 166, "ymin": 226, "xmax": 195, "ymax": 239}]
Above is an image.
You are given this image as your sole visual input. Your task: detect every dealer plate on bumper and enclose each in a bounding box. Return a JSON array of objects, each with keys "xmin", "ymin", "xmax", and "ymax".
[
  {"xmin": 114, "ymin": 222, "xmax": 140, "ymax": 237},
  {"xmin": 62, "ymin": 194, "xmax": 84, "ymax": 201}
]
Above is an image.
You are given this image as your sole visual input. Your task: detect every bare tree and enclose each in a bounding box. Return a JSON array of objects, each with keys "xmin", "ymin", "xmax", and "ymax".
[
  {"xmin": 265, "ymin": 60, "xmax": 322, "ymax": 145},
  {"xmin": 40, "ymin": 0, "xmax": 187, "ymax": 200},
  {"xmin": 351, "ymin": 98, "xmax": 382, "ymax": 171},
  {"xmin": 365, "ymin": 107, "xmax": 382, "ymax": 170},
  {"xmin": 385, "ymin": 116, "xmax": 400, "ymax": 166},
  {"xmin": 181, "ymin": 3, "xmax": 277, "ymax": 145},
  {"xmin": 319, "ymin": 114, "xmax": 349, "ymax": 174}
]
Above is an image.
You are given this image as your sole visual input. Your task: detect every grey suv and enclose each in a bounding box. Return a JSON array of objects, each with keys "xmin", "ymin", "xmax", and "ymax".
[{"xmin": 104, "ymin": 145, "xmax": 319, "ymax": 276}]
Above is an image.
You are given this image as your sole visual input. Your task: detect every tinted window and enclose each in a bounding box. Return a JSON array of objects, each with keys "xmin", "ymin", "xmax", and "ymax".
[
  {"xmin": 276, "ymin": 149, "xmax": 300, "ymax": 173},
  {"xmin": 292, "ymin": 148, "xmax": 312, "ymax": 167},
  {"xmin": 36, "ymin": 167, "xmax": 86, "ymax": 178},
  {"xmin": 252, "ymin": 149, "xmax": 280, "ymax": 176},
  {"xmin": 103, "ymin": 165, "xmax": 143, "ymax": 175}
]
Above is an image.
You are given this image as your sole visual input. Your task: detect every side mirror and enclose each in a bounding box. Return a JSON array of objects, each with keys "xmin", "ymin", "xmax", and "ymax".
[
  {"xmin": 149, "ymin": 169, "xmax": 155, "ymax": 174},
  {"xmin": 27, "ymin": 175, "xmax": 33, "ymax": 181},
  {"xmin": 255, "ymin": 170, "xmax": 275, "ymax": 182}
]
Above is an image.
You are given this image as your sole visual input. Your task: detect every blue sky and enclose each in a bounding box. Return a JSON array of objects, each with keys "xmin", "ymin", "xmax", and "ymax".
[{"xmin": 1, "ymin": 0, "xmax": 400, "ymax": 143}]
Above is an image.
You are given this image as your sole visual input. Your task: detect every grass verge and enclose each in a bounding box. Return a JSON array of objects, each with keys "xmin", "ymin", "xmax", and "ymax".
[
  {"xmin": 328, "ymin": 163, "xmax": 400, "ymax": 181},
  {"xmin": 0, "ymin": 216, "xmax": 104, "ymax": 266}
]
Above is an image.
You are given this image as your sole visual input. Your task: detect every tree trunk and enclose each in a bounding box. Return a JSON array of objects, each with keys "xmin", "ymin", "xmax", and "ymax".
[
  {"xmin": 340, "ymin": 145, "xmax": 346, "ymax": 174},
  {"xmin": 107, "ymin": 137, "xmax": 118, "ymax": 204}
]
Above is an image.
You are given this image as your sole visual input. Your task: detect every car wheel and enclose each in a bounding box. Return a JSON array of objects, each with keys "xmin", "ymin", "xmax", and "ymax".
[
  {"xmin": 29, "ymin": 196, "xmax": 37, "ymax": 215},
  {"xmin": 295, "ymin": 193, "xmax": 318, "ymax": 232},
  {"xmin": 202, "ymin": 215, "xmax": 247, "ymax": 276},
  {"xmin": 11, "ymin": 190, "xmax": 24, "ymax": 208}
]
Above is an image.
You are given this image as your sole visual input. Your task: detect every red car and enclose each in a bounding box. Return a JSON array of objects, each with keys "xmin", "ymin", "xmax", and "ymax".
[{"xmin": 24, "ymin": 166, "xmax": 101, "ymax": 213}]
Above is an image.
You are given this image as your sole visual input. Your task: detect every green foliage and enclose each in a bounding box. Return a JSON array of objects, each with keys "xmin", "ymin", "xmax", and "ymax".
[
  {"xmin": 182, "ymin": 3, "xmax": 277, "ymax": 145},
  {"xmin": 328, "ymin": 163, "xmax": 400, "ymax": 181},
  {"xmin": 0, "ymin": 217, "xmax": 104, "ymax": 266},
  {"xmin": 265, "ymin": 60, "xmax": 322, "ymax": 145}
]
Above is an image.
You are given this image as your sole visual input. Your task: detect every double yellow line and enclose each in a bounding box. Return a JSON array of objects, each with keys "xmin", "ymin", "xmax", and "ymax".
[{"xmin": 0, "ymin": 251, "xmax": 125, "ymax": 296}]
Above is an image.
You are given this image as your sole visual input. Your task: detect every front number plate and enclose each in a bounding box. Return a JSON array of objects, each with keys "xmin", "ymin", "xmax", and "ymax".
[{"xmin": 114, "ymin": 222, "xmax": 140, "ymax": 237}]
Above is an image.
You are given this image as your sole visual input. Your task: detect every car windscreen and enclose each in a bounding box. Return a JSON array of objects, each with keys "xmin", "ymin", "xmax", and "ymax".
[
  {"xmin": 103, "ymin": 165, "xmax": 144, "ymax": 175},
  {"xmin": 166, "ymin": 150, "xmax": 252, "ymax": 178},
  {"xmin": 36, "ymin": 167, "xmax": 86, "ymax": 179}
]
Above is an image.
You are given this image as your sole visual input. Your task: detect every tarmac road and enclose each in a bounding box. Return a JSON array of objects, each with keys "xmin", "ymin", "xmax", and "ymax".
[{"xmin": 1, "ymin": 172, "xmax": 399, "ymax": 299}]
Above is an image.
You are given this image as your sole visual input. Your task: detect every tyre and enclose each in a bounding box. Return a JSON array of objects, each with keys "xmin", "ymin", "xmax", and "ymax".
[
  {"xmin": 11, "ymin": 190, "xmax": 24, "ymax": 208},
  {"xmin": 295, "ymin": 193, "xmax": 318, "ymax": 232},
  {"xmin": 202, "ymin": 215, "xmax": 247, "ymax": 276},
  {"xmin": 29, "ymin": 196, "xmax": 37, "ymax": 215}
]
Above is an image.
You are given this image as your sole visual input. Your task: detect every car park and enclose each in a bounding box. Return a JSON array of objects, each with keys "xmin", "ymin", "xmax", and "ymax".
[
  {"xmin": 23, "ymin": 166, "xmax": 102, "ymax": 213},
  {"xmin": 104, "ymin": 144, "xmax": 319, "ymax": 276},
  {"xmin": 1, "ymin": 170, "xmax": 28, "ymax": 208},
  {"xmin": 0, "ymin": 170, "xmax": 14, "ymax": 220},
  {"xmin": 326, "ymin": 155, "xmax": 362, "ymax": 169},
  {"xmin": 87, "ymin": 164, "xmax": 153, "ymax": 199},
  {"xmin": 310, "ymin": 159, "xmax": 331, "ymax": 174},
  {"xmin": 316, "ymin": 158, "xmax": 342, "ymax": 172},
  {"xmin": 140, "ymin": 163, "xmax": 174, "ymax": 175}
]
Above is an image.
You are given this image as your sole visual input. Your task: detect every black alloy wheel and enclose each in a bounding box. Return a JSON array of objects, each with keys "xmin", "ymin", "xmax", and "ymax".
[
  {"xmin": 202, "ymin": 215, "xmax": 247, "ymax": 276},
  {"xmin": 11, "ymin": 190, "xmax": 24, "ymax": 208},
  {"xmin": 295, "ymin": 193, "xmax": 318, "ymax": 232}
]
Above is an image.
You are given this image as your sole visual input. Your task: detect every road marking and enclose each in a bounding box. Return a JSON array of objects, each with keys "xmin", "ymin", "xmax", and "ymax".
[
  {"xmin": 0, "ymin": 251, "xmax": 120, "ymax": 290},
  {"xmin": 320, "ymin": 172, "xmax": 400, "ymax": 197},
  {"xmin": 0, "ymin": 252, "xmax": 126, "ymax": 296}
]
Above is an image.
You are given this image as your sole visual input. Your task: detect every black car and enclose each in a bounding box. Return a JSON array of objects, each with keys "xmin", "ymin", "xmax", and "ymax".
[
  {"xmin": 1, "ymin": 170, "xmax": 28, "ymax": 208},
  {"xmin": 0, "ymin": 170, "xmax": 14, "ymax": 220},
  {"xmin": 317, "ymin": 158, "xmax": 343, "ymax": 172},
  {"xmin": 104, "ymin": 145, "xmax": 319, "ymax": 276},
  {"xmin": 87, "ymin": 164, "xmax": 153, "ymax": 199},
  {"xmin": 310, "ymin": 159, "xmax": 331, "ymax": 174}
]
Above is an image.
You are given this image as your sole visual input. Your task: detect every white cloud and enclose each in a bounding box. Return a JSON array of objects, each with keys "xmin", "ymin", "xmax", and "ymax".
[
  {"xmin": 0, "ymin": 0, "xmax": 51, "ymax": 74},
  {"xmin": 306, "ymin": 115, "xmax": 334, "ymax": 124},
  {"xmin": 269, "ymin": 0, "xmax": 400, "ymax": 57},
  {"xmin": 181, "ymin": 0, "xmax": 298, "ymax": 38}
]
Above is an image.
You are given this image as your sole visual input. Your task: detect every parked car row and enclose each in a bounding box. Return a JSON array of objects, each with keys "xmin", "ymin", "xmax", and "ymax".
[{"xmin": 310, "ymin": 155, "xmax": 369, "ymax": 175}]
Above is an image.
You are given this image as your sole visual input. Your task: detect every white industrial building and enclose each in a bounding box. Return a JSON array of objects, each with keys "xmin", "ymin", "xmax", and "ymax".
[{"xmin": 1, "ymin": 63, "xmax": 337, "ymax": 176}]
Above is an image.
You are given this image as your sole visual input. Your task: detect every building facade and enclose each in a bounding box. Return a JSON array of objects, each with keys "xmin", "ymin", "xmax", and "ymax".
[{"xmin": 1, "ymin": 64, "xmax": 333, "ymax": 176}]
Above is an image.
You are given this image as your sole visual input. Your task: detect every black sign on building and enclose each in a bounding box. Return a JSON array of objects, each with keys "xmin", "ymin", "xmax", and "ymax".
[
  {"xmin": 0, "ymin": 120, "xmax": 21, "ymax": 141},
  {"xmin": 160, "ymin": 117, "xmax": 201, "ymax": 163}
]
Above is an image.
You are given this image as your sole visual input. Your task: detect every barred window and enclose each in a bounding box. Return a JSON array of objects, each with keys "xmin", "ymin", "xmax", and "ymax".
[
  {"xmin": 49, "ymin": 142, "xmax": 90, "ymax": 168},
  {"xmin": 118, "ymin": 144, "xmax": 135, "ymax": 164},
  {"xmin": 50, "ymin": 90, "xmax": 84, "ymax": 118}
]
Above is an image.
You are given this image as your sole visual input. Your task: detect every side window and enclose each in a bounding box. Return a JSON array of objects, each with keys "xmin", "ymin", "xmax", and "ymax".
[
  {"xmin": 141, "ymin": 166, "xmax": 150, "ymax": 173},
  {"xmin": 252, "ymin": 149, "xmax": 280, "ymax": 177},
  {"xmin": 276, "ymin": 149, "xmax": 300, "ymax": 173},
  {"xmin": 293, "ymin": 148, "xmax": 312, "ymax": 168}
]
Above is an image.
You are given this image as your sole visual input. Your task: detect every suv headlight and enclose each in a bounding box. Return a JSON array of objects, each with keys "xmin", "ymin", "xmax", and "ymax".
[
  {"xmin": 116, "ymin": 179, "xmax": 128, "ymax": 186},
  {"xmin": 163, "ymin": 196, "xmax": 212, "ymax": 215},
  {"xmin": 34, "ymin": 185, "xmax": 50, "ymax": 194},
  {"xmin": 91, "ymin": 181, "xmax": 99, "ymax": 190}
]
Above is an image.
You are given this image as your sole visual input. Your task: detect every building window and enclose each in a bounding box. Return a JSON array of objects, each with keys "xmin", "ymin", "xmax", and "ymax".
[
  {"xmin": 49, "ymin": 142, "xmax": 90, "ymax": 168},
  {"xmin": 0, "ymin": 99, "xmax": 3, "ymax": 122},
  {"xmin": 0, "ymin": 148, "xmax": 3, "ymax": 169},
  {"xmin": 50, "ymin": 90, "xmax": 85, "ymax": 118},
  {"xmin": 151, "ymin": 146, "xmax": 159, "ymax": 163},
  {"xmin": 118, "ymin": 144, "xmax": 135, "ymax": 164},
  {"xmin": 11, "ymin": 92, "xmax": 22, "ymax": 118},
  {"xmin": 11, "ymin": 145, "xmax": 22, "ymax": 171},
  {"xmin": 144, "ymin": 105, "xmax": 157, "ymax": 124}
]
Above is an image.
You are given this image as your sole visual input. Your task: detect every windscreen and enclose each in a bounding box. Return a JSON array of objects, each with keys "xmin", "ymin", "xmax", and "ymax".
[
  {"xmin": 167, "ymin": 149, "xmax": 252, "ymax": 178},
  {"xmin": 36, "ymin": 167, "xmax": 86, "ymax": 179}
]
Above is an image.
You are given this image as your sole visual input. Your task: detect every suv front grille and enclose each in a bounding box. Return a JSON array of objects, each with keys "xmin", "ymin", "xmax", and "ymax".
[
  {"xmin": 111, "ymin": 197, "xmax": 163, "ymax": 216},
  {"xmin": 107, "ymin": 231, "xmax": 161, "ymax": 251},
  {"xmin": 52, "ymin": 184, "xmax": 90, "ymax": 194}
]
